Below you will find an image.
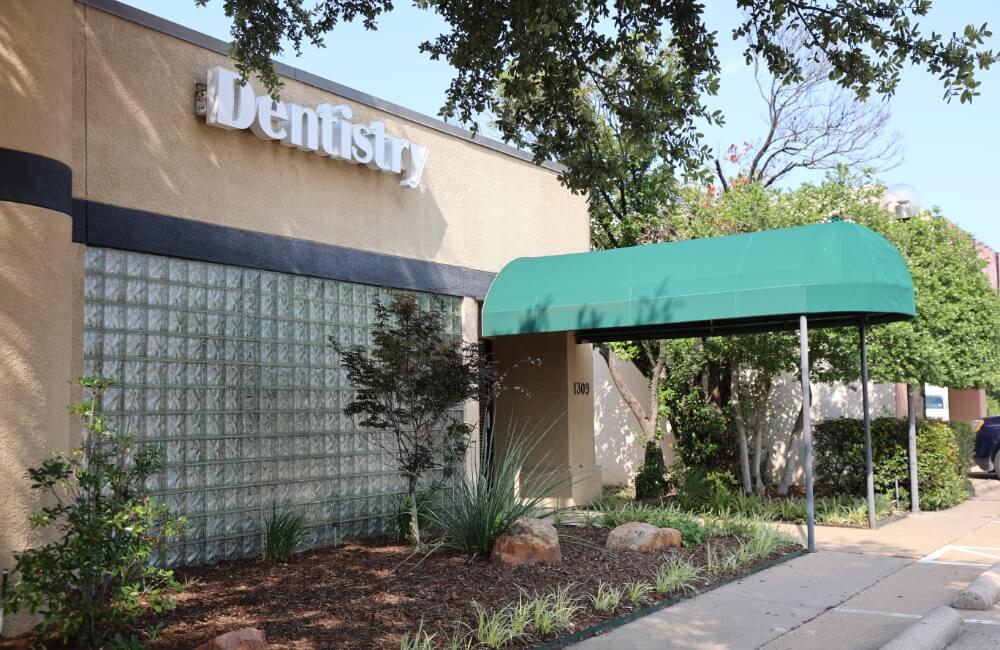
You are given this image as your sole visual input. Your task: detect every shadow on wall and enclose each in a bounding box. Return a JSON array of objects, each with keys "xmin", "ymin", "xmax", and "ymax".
[
  {"xmin": 592, "ymin": 348, "xmax": 676, "ymax": 487},
  {"xmin": 762, "ymin": 373, "xmax": 897, "ymax": 487}
]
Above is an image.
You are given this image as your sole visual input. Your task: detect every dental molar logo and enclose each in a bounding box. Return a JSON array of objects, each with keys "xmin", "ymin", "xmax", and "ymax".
[{"xmin": 204, "ymin": 67, "xmax": 430, "ymax": 188}]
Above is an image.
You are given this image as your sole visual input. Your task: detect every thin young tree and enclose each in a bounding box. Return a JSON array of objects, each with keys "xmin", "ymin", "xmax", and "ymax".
[{"xmin": 329, "ymin": 294, "xmax": 488, "ymax": 545}]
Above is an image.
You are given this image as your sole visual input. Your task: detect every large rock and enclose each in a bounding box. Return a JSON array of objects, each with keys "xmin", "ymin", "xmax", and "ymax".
[
  {"xmin": 194, "ymin": 627, "xmax": 267, "ymax": 650},
  {"xmin": 493, "ymin": 517, "xmax": 561, "ymax": 565},
  {"xmin": 606, "ymin": 522, "xmax": 682, "ymax": 552}
]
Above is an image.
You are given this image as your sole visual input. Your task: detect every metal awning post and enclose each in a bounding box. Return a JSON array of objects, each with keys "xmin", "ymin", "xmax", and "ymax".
[
  {"xmin": 860, "ymin": 317, "xmax": 876, "ymax": 529},
  {"xmin": 908, "ymin": 383, "xmax": 920, "ymax": 513},
  {"xmin": 800, "ymin": 315, "xmax": 815, "ymax": 552}
]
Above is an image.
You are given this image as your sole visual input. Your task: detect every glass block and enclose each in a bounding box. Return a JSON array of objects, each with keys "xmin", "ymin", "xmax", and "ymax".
[{"xmin": 83, "ymin": 246, "xmax": 462, "ymax": 565}]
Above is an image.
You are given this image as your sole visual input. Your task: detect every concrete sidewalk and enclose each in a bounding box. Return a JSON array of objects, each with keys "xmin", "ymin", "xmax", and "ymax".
[{"xmin": 574, "ymin": 477, "xmax": 1000, "ymax": 649}]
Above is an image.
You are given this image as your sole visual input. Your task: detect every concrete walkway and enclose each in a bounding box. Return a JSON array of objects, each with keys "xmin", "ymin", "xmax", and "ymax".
[{"xmin": 574, "ymin": 476, "xmax": 1000, "ymax": 649}]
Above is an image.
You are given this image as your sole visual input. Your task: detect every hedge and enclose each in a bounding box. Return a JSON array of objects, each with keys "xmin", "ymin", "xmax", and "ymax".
[{"xmin": 814, "ymin": 417, "xmax": 971, "ymax": 511}]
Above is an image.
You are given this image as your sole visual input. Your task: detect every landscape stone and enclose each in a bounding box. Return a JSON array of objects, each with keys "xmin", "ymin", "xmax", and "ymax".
[
  {"xmin": 193, "ymin": 627, "xmax": 268, "ymax": 650},
  {"xmin": 493, "ymin": 516, "xmax": 561, "ymax": 565},
  {"xmin": 606, "ymin": 522, "xmax": 682, "ymax": 552}
]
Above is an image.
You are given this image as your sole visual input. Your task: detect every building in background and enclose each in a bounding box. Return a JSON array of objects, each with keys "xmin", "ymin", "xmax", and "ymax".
[{"xmin": 1, "ymin": 0, "xmax": 601, "ymax": 594}]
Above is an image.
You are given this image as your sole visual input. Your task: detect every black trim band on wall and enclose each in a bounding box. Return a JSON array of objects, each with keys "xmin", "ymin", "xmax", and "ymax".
[
  {"xmin": 0, "ymin": 148, "xmax": 73, "ymax": 216},
  {"xmin": 72, "ymin": 200, "xmax": 496, "ymax": 300}
]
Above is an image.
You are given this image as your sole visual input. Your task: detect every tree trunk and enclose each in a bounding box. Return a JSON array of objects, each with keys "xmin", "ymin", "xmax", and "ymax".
[
  {"xmin": 778, "ymin": 403, "xmax": 804, "ymax": 496},
  {"xmin": 750, "ymin": 374, "xmax": 772, "ymax": 496},
  {"xmin": 407, "ymin": 476, "xmax": 421, "ymax": 546},
  {"xmin": 601, "ymin": 345, "xmax": 666, "ymax": 441},
  {"xmin": 730, "ymin": 361, "xmax": 752, "ymax": 494}
]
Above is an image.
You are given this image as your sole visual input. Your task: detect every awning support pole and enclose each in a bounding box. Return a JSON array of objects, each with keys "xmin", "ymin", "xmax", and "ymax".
[
  {"xmin": 860, "ymin": 317, "xmax": 876, "ymax": 529},
  {"xmin": 907, "ymin": 383, "xmax": 920, "ymax": 513},
  {"xmin": 800, "ymin": 315, "xmax": 815, "ymax": 552}
]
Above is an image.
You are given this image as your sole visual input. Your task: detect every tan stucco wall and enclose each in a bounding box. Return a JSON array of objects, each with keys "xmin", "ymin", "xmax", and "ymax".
[
  {"xmin": 592, "ymin": 350, "xmax": 677, "ymax": 486},
  {"xmin": 0, "ymin": 0, "xmax": 79, "ymax": 635},
  {"xmin": 76, "ymin": 6, "xmax": 588, "ymax": 272},
  {"xmin": 491, "ymin": 333, "xmax": 601, "ymax": 507},
  {"xmin": 1, "ymin": 3, "xmax": 594, "ymax": 614}
]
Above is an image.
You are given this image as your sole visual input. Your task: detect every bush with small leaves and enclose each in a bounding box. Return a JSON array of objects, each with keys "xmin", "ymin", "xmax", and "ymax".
[{"xmin": 0, "ymin": 378, "xmax": 186, "ymax": 647}]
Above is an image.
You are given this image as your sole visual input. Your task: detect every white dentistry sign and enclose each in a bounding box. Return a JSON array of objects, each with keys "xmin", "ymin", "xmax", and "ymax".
[{"xmin": 203, "ymin": 66, "xmax": 430, "ymax": 188}]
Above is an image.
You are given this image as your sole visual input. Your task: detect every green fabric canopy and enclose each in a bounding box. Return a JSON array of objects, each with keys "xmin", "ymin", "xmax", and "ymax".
[{"xmin": 482, "ymin": 221, "xmax": 915, "ymax": 341}]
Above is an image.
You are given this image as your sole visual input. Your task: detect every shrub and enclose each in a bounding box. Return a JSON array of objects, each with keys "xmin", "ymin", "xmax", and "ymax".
[
  {"xmin": 263, "ymin": 504, "xmax": 310, "ymax": 562},
  {"xmin": 814, "ymin": 417, "xmax": 970, "ymax": 510},
  {"xmin": 673, "ymin": 467, "xmax": 739, "ymax": 512},
  {"xmin": 634, "ymin": 441, "xmax": 669, "ymax": 499},
  {"xmin": 948, "ymin": 420, "xmax": 976, "ymax": 474},
  {"xmin": 1, "ymin": 378, "xmax": 185, "ymax": 647},
  {"xmin": 430, "ymin": 427, "xmax": 572, "ymax": 558}
]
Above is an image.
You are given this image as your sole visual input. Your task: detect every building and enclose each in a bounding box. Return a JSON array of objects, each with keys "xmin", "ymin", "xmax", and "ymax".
[{"xmin": 0, "ymin": 0, "xmax": 602, "ymax": 589}]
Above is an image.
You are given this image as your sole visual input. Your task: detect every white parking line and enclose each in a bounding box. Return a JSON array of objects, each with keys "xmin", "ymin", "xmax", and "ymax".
[
  {"xmin": 917, "ymin": 544, "xmax": 1000, "ymax": 567},
  {"xmin": 835, "ymin": 607, "xmax": 1000, "ymax": 626}
]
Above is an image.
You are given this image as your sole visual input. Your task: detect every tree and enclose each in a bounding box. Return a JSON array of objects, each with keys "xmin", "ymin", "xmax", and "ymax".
[
  {"xmin": 491, "ymin": 45, "xmax": 717, "ymax": 251},
  {"xmin": 714, "ymin": 29, "xmax": 903, "ymax": 190},
  {"xmin": 202, "ymin": 1, "xmax": 996, "ymax": 178},
  {"xmin": 329, "ymin": 294, "xmax": 488, "ymax": 545},
  {"xmin": 868, "ymin": 214, "xmax": 1000, "ymax": 393}
]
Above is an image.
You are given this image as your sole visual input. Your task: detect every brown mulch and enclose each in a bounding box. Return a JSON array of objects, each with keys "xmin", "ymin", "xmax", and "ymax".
[{"xmin": 0, "ymin": 528, "xmax": 796, "ymax": 649}]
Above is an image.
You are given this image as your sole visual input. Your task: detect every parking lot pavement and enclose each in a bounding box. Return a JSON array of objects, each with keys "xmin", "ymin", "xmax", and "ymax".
[{"xmin": 575, "ymin": 476, "xmax": 1000, "ymax": 649}]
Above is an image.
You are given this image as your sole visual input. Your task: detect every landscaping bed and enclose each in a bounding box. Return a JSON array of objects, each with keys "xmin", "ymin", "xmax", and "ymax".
[
  {"xmin": 154, "ymin": 526, "xmax": 793, "ymax": 649},
  {"xmin": 0, "ymin": 524, "xmax": 795, "ymax": 650}
]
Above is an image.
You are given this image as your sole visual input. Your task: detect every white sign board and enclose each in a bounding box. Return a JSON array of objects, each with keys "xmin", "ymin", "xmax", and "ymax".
[{"xmin": 203, "ymin": 67, "xmax": 430, "ymax": 188}]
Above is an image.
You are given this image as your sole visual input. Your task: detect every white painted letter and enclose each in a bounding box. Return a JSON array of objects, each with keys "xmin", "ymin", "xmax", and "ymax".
[
  {"xmin": 206, "ymin": 66, "xmax": 255, "ymax": 130},
  {"xmin": 352, "ymin": 123, "xmax": 375, "ymax": 164},
  {"xmin": 282, "ymin": 103, "xmax": 318, "ymax": 151},
  {"xmin": 368, "ymin": 122, "xmax": 390, "ymax": 171},
  {"xmin": 401, "ymin": 142, "xmax": 430, "ymax": 188},
  {"xmin": 251, "ymin": 96, "xmax": 289, "ymax": 141}
]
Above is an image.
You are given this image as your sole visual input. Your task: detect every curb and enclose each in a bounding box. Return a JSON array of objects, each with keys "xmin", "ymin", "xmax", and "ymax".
[
  {"xmin": 953, "ymin": 561, "xmax": 1000, "ymax": 610},
  {"xmin": 533, "ymin": 547, "xmax": 805, "ymax": 649},
  {"xmin": 880, "ymin": 606, "xmax": 963, "ymax": 650}
]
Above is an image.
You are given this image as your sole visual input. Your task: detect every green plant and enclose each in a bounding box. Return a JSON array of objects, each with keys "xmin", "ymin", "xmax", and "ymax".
[
  {"xmin": 1, "ymin": 378, "xmax": 186, "ymax": 647},
  {"xmin": 443, "ymin": 629, "xmax": 474, "ymax": 650},
  {"xmin": 529, "ymin": 588, "xmax": 580, "ymax": 638},
  {"xmin": 653, "ymin": 557, "xmax": 702, "ymax": 595},
  {"xmin": 814, "ymin": 417, "xmax": 970, "ymax": 511},
  {"xmin": 263, "ymin": 503, "xmax": 310, "ymax": 562},
  {"xmin": 471, "ymin": 602, "xmax": 513, "ymax": 649},
  {"xmin": 624, "ymin": 578, "xmax": 654, "ymax": 605},
  {"xmin": 394, "ymin": 484, "xmax": 439, "ymax": 543},
  {"xmin": 330, "ymin": 293, "xmax": 491, "ymax": 545},
  {"xmin": 588, "ymin": 581, "xmax": 624, "ymax": 613},
  {"xmin": 673, "ymin": 467, "xmax": 739, "ymax": 512},
  {"xmin": 400, "ymin": 622, "xmax": 436, "ymax": 650},
  {"xmin": 507, "ymin": 598, "xmax": 533, "ymax": 640},
  {"xmin": 634, "ymin": 441, "xmax": 669, "ymax": 499},
  {"xmin": 596, "ymin": 502, "xmax": 707, "ymax": 546},
  {"xmin": 430, "ymin": 425, "xmax": 573, "ymax": 558}
]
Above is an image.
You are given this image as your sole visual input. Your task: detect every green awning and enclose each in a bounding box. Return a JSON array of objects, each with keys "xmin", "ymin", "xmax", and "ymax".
[{"xmin": 482, "ymin": 221, "xmax": 915, "ymax": 341}]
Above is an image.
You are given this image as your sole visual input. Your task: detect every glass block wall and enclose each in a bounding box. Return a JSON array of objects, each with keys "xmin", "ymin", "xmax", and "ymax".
[{"xmin": 82, "ymin": 247, "xmax": 463, "ymax": 566}]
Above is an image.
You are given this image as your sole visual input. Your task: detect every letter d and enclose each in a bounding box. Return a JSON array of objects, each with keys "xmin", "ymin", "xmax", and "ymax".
[{"xmin": 206, "ymin": 67, "xmax": 255, "ymax": 130}]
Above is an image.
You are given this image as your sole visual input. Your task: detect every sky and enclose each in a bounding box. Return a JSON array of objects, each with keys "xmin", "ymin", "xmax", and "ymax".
[{"xmin": 119, "ymin": 0, "xmax": 1000, "ymax": 249}]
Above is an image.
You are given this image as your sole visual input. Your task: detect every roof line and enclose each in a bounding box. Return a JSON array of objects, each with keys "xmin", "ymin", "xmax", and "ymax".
[{"xmin": 78, "ymin": 0, "xmax": 566, "ymax": 174}]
